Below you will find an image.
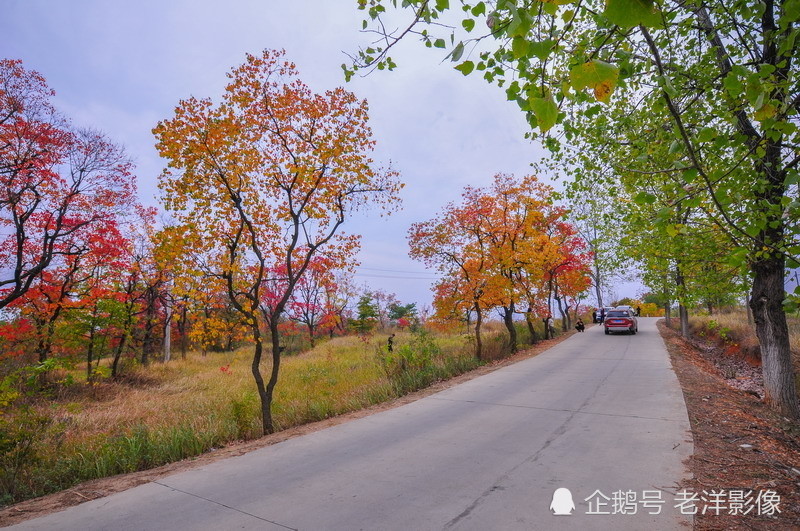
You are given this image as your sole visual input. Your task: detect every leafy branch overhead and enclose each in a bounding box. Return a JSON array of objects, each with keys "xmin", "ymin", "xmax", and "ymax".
[{"xmin": 349, "ymin": 0, "xmax": 656, "ymax": 133}]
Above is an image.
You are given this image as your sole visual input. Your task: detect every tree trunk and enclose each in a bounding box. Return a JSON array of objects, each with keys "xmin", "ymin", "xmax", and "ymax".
[
  {"xmin": 474, "ymin": 303, "xmax": 483, "ymax": 360},
  {"xmin": 679, "ymin": 303, "xmax": 689, "ymax": 338},
  {"xmin": 555, "ymin": 296, "xmax": 569, "ymax": 332},
  {"xmin": 141, "ymin": 287, "xmax": 157, "ymax": 366},
  {"xmin": 593, "ymin": 260, "xmax": 604, "ymax": 309},
  {"xmin": 201, "ymin": 306, "xmax": 210, "ymax": 356},
  {"xmin": 525, "ymin": 309, "xmax": 539, "ymax": 344},
  {"xmin": 35, "ymin": 304, "xmax": 64, "ymax": 364},
  {"xmin": 163, "ymin": 301, "xmax": 172, "ymax": 362},
  {"xmin": 750, "ymin": 255, "xmax": 800, "ymax": 419},
  {"xmin": 262, "ymin": 318, "xmax": 284, "ymax": 434},
  {"xmin": 112, "ymin": 331, "xmax": 127, "ymax": 379},
  {"xmin": 86, "ymin": 327, "xmax": 95, "ymax": 383},
  {"xmin": 307, "ymin": 323, "xmax": 316, "ymax": 348},
  {"xmin": 675, "ymin": 263, "xmax": 689, "ymax": 338},
  {"xmin": 502, "ymin": 304, "xmax": 517, "ymax": 354},
  {"xmin": 664, "ymin": 303, "xmax": 672, "ymax": 328},
  {"xmin": 86, "ymin": 303, "xmax": 99, "ymax": 383},
  {"xmin": 112, "ymin": 299, "xmax": 134, "ymax": 379},
  {"xmin": 248, "ymin": 315, "xmax": 272, "ymax": 435},
  {"xmin": 178, "ymin": 305, "xmax": 188, "ymax": 360}
]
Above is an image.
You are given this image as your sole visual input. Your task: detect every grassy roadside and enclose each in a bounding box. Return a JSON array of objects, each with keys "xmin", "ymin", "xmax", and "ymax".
[
  {"xmin": 1, "ymin": 329, "xmax": 506, "ymax": 507},
  {"xmin": 0, "ymin": 324, "xmax": 580, "ymax": 524}
]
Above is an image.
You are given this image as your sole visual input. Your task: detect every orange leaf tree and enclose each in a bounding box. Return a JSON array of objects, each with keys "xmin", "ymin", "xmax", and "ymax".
[
  {"xmin": 154, "ymin": 50, "xmax": 402, "ymax": 434},
  {"xmin": 478, "ymin": 174, "xmax": 559, "ymax": 352},
  {"xmin": 409, "ymin": 188, "xmax": 495, "ymax": 359},
  {"xmin": 411, "ymin": 174, "xmax": 590, "ymax": 354}
]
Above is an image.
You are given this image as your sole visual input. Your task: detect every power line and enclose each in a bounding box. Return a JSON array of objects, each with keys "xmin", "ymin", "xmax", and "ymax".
[
  {"xmin": 353, "ymin": 272, "xmax": 439, "ymax": 280},
  {"xmin": 355, "ymin": 266, "xmax": 437, "ymax": 275}
]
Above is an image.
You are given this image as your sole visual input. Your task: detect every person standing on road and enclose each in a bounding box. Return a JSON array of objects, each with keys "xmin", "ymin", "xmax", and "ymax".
[
  {"xmin": 575, "ymin": 318, "xmax": 585, "ymax": 332},
  {"xmin": 546, "ymin": 315, "xmax": 556, "ymax": 339}
]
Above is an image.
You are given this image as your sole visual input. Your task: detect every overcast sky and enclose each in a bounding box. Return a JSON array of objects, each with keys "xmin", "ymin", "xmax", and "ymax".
[{"xmin": 2, "ymin": 0, "xmax": 595, "ymax": 310}]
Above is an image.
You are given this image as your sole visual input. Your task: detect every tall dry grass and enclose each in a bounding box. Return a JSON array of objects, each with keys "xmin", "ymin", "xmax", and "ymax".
[
  {"xmin": 689, "ymin": 309, "xmax": 800, "ymax": 354},
  {"xmin": 689, "ymin": 309, "xmax": 800, "ymax": 398},
  {"xmin": 1, "ymin": 329, "xmax": 487, "ymax": 505}
]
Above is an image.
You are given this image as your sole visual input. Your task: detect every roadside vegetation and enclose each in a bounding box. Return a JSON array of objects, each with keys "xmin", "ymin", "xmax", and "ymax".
[
  {"xmin": 1, "ymin": 306, "xmax": 573, "ymax": 508},
  {"xmin": 0, "ymin": 326, "xmax": 520, "ymax": 506},
  {"xmin": 680, "ymin": 310, "xmax": 800, "ymax": 397}
]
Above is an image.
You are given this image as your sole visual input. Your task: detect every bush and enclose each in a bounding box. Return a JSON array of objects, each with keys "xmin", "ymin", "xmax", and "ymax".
[
  {"xmin": 381, "ymin": 329, "xmax": 482, "ymax": 394},
  {"xmin": 0, "ymin": 408, "xmax": 63, "ymax": 504}
]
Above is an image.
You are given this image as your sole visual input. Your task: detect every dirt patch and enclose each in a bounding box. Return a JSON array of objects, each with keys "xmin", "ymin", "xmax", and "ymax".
[
  {"xmin": 0, "ymin": 330, "xmax": 579, "ymax": 527},
  {"xmin": 659, "ymin": 320, "xmax": 800, "ymax": 530}
]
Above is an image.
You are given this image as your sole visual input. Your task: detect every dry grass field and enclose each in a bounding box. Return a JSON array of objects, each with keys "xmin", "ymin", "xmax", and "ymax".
[{"xmin": 1, "ymin": 329, "xmax": 495, "ymax": 505}]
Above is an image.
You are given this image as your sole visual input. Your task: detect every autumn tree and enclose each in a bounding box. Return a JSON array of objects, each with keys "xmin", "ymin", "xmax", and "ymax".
[
  {"xmin": 478, "ymin": 174, "xmax": 558, "ymax": 352},
  {"xmin": 323, "ymin": 269, "xmax": 358, "ymax": 336},
  {"xmin": 410, "ymin": 173, "xmax": 584, "ymax": 354},
  {"xmin": 1, "ymin": 60, "xmax": 136, "ymax": 310},
  {"xmin": 155, "ymin": 49, "xmax": 402, "ymax": 434},
  {"xmin": 352, "ymin": 0, "xmax": 800, "ymax": 418},
  {"xmin": 409, "ymin": 186, "xmax": 496, "ymax": 358}
]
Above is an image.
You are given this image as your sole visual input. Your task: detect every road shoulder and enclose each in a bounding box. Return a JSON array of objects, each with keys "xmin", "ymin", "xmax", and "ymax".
[{"xmin": 658, "ymin": 320, "xmax": 800, "ymax": 529}]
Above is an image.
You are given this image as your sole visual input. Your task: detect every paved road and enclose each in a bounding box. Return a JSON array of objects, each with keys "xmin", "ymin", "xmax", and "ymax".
[{"xmin": 11, "ymin": 317, "xmax": 693, "ymax": 530}]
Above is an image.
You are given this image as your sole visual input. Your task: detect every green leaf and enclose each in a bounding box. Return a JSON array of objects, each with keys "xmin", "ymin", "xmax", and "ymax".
[
  {"xmin": 529, "ymin": 92, "xmax": 558, "ymax": 132},
  {"xmin": 529, "ymin": 39, "xmax": 555, "ymax": 61},
  {"xmin": 681, "ymin": 168, "xmax": 699, "ymax": 182},
  {"xmin": 725, "ymin": 247, "xmax": 749, "ymax": 269},
  {"xmin": 450, "ymin": 41, "xmax": 465, "ymax": 62},
  {"xmin": 785, "ymin": 0, "xmax": 800, "ymax": 23},
  {"xmin": 462, "ymin": 18, "xmax": 476, "ymax": 32},
  {"xmin": 745, "ymin": 223, "xmax": 761, "ymax": 238},
  {"xmin": 435, "ymin": 0, "xmax": 450, "ymax": 11},
  {"xmin": 754, "ymin": 103, "xmax": 776, "ymax": 121},
  {"xmin": 511, "ymin": 37, "xmax": 529, "ymax": 59},
  {"xmin": 455, "ymin": 60, "xmax": 475, "ymax": 75},
  {"xmin": 697, "ymin": 127, "xmax": 717, "ymax": 142},
  {"xmin": 569, "ymin": 60, "xmax": 620, "ymax": 103},
  {"xmin": 506, "ymin": 9, "xmax": 532, "ymax": 37},
  {"xmin": 434, "ymin": 38, "xmax": 446, "ymax": 49},
  {"xmin": 634, "ymin": 191, "xmax": 656, "ymax": 204},
  {"xmin": 603, "ymin": 0, "xmax": 661, "ymax": 28},
  {"xmin": 471, "ymin": 2, "xmax": 486, "ymax": 16},
  {"xmin": 506, "ymin": 79, "xmax": 521, "ymax": 95}
]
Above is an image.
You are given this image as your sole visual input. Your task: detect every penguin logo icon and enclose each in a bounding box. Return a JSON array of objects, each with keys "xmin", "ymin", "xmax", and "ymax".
[{"xmin": 550, "ymin": 487, "xmax": 576, "ymax": 515}]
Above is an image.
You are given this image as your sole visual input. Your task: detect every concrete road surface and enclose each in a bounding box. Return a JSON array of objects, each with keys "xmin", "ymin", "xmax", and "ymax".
[{"xmin": 10, "ymin": 317, "xmax": 693, "ymax": 530}]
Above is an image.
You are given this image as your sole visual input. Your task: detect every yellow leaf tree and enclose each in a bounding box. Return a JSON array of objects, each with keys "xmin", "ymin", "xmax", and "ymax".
[{"xmin": 154, "ymin": 50, "xmax": 402, "ymax": 434}]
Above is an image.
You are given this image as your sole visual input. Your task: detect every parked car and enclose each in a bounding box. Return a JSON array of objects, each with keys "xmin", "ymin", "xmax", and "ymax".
[
  {"xmin": 599, "ymin": 306, "xmax": 614, "ymax": 322},
  {"xmin": 604, "ymin": 309, "xmax": 638, "ymax": 335}
]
